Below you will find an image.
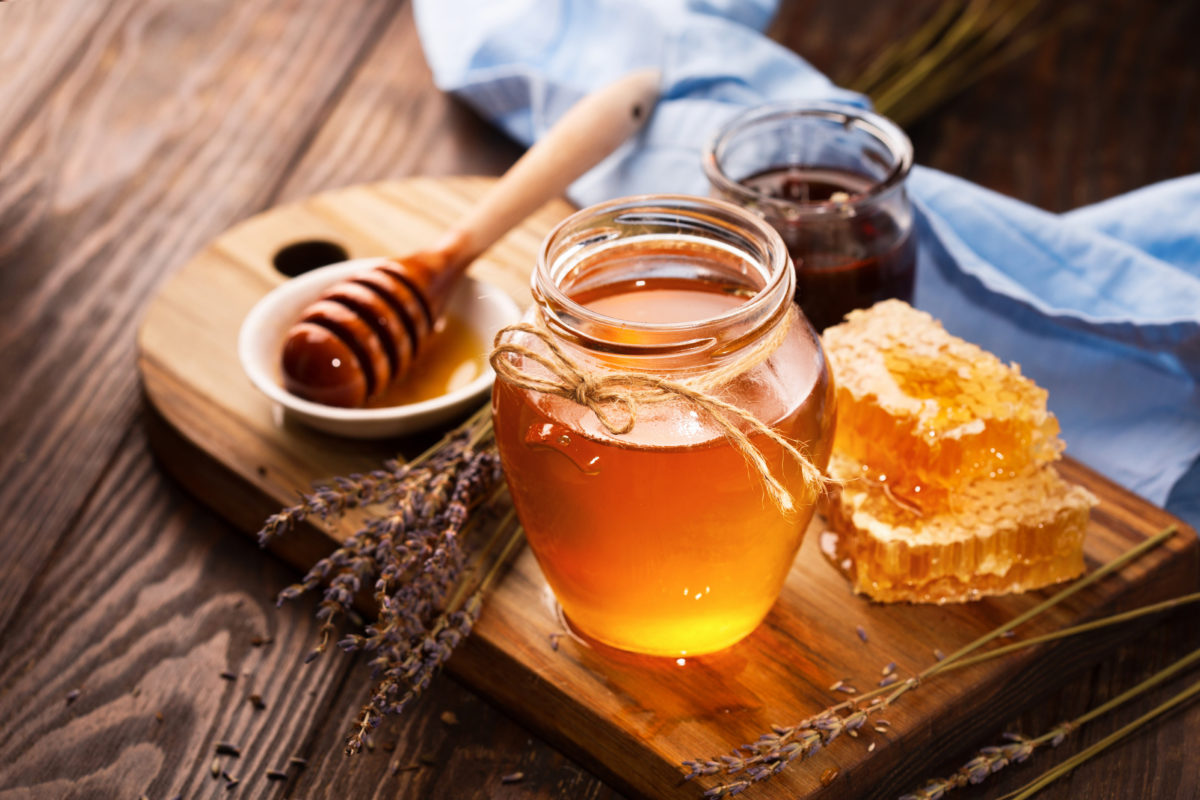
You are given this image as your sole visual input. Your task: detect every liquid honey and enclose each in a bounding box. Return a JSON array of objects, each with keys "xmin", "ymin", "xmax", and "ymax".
[
  {"xmin": 366, "ymin": 313, "xmax": 484, "ymax": 408},
  {"xmin": 493, "ymin": 275, "xmax": 833, "ymax": 656}
]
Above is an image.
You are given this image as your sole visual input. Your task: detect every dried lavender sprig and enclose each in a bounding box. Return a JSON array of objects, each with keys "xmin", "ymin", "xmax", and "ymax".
[
  {"xmin": 259, "ymin": 404, "xmax": 525, "ymax": 752},
  {"xmin": 327, "ymin": 443, "xmax": 495, "ymax": 662},
  {"xmin": 686, "ymin": 525, "xmax": 1179, "ymax": 796},
  {"xmin": 999, "ymin": 676, "xmax": 1200, "ymax": 800},
  {"xmin": 901, "ymin": 645, "xmax": 1200, "ymax": 800},
  {"xmin": 345, "ymin": 519, "xmax": 524, "ymax": 755},
  {"xmin": 939, "ymin": 591, "xmax": 1200, "ymax": 674},
  {"xmin": 256, "ymin": 405, "xmax": 491, "ymax": 545},
  {"xmin": 352, "ymin": 451, "xmax": 505, "ymax": 662}
]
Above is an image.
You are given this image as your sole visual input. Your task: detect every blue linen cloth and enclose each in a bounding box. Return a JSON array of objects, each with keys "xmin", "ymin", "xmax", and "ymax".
[{"xmin": 414, "ymin": 0, "xmax": 1200, "ymax": 528}]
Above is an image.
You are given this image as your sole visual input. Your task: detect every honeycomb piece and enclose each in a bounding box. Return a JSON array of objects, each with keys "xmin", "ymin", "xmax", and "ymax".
[
  {"xmin": 820, "ymin": 453, "xmax": 1097, "ymax": 604},
  {"xmin": 822, "ymin": 300, "xmax": 1062, "ymax": 511}
]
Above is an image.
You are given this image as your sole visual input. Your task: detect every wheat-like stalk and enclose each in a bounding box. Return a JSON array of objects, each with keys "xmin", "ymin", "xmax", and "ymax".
[{"xmin": 845, "ymin": 0, "xmax": 1086, "ymax": 127}]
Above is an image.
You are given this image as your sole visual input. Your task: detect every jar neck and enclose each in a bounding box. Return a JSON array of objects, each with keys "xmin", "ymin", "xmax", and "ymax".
[
  {"xmin": 532, "ymin": 195, "xmax": 796, "ymax": 370},
  {"xmin": 703, "ymin": 101, "xmax": 913, "ymax": 223}
]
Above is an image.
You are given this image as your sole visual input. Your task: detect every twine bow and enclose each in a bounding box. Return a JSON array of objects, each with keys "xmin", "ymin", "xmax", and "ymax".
[{"xmin": 489, "ymin": 312, "xmax": 827, "ymax": 514}]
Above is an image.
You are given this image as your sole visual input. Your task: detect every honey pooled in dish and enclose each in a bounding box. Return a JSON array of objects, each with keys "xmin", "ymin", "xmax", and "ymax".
[
  {"xmin": 819, "ymin": 300, "xmax": 1096, "ymax": 603},
  {"xmin": 822, "ymin": 300, "xmax": 1062, "ymax": 511}
]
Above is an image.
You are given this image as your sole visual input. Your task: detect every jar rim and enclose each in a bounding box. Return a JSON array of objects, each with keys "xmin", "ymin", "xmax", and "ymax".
[
  {"xmin": 533, "ymin": 194, "xmax": 795, "ymax": 349},
  {"xmin": 702, "ymin": 101, "xmax": 913, "ymax": 219}
]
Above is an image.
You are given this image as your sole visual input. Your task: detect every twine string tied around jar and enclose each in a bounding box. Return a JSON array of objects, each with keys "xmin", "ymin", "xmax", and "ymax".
[{"xmin": 489, "ymin": 308, "xmax": 828, "ymax": 514}]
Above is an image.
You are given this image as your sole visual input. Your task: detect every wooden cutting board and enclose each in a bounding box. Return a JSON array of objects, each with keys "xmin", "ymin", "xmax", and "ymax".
[{"xmin": 137, "ymin": 177, "xmax": 1198, "ymax": 800}]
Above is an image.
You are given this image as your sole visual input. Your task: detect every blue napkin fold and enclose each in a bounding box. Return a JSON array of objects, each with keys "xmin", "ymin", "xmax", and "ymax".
[{"xmin": 414, "ymin": 0, "xmax": 1200, "ymax": 528}]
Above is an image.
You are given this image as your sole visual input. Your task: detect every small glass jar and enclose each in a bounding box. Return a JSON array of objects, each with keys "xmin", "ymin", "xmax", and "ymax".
[
  {"xmin": 491, "ymin": 195, "xmax": 836, "ymax": 657},
  {"xmin": 704, "ymin": 101, "xmax": 916, "ymax": 331}
]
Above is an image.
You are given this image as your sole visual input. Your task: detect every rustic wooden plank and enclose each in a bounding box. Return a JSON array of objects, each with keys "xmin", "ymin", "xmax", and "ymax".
[
  {"xmin": 0, "ymin": 0, "xmax": 405, "ymax": 634},
  {"xmin": 137, "ymin": 175, "xmax": 1199, "ymax": 800},
  {"xmin": 287, "ymin": 653, "xmax": 624, "ymax": 800},
  {"xmin": 273, "ymin": 1, "xmax": 525, "ymax": 204},
  {"xmin": 0, "ymin": 416, "xmax": 614, "ymax": 800},
  {"xmin": 0, "ymin": 424, "xmax": 350, "ymax": 798},
  {"xmin": 4, "ymin": 1, "xmax": 1199, "ymax": 799}
]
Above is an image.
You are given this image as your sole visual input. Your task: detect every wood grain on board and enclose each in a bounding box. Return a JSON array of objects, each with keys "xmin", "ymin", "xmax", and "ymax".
[
  {"xmin": 5, "ymin": 0, "xmax": 1200, "ymax": 797},
  {"xmin": 138, "ymin": 176, "xmax": 1199, "ymax": 800}
]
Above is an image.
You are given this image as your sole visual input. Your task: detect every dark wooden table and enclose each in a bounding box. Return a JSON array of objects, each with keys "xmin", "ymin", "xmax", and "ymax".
[{"xmin": 2, "ymin": 1, "xmax": 1197, "ymax": 798}]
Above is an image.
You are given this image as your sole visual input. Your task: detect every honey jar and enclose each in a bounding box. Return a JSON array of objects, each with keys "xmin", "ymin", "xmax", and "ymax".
[
  {"xmin": 491, "ymin": 196, "xmax": 836, "ymax": 656},
  {"xmin": 704, "ymin": 102, "xmax": 916, "ymax": 331}
]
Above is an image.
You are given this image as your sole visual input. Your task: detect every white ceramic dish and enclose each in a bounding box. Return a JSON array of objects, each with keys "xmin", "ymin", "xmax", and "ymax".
[{"xmin": 238, "ymin": 257, "xmax": 520, "ymax": 438}]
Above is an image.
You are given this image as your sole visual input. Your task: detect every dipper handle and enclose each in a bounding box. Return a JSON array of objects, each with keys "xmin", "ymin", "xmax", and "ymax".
[{"xmin": 282, "ymin": 69, "xmax": 662, "ymax": 408}]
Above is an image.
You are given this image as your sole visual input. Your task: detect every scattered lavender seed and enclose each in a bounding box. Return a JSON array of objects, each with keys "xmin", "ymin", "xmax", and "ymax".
[
  {"xmin": 220, "ymin": 671, "xmax": 237, "ymax": 681},
  {"xmin": 827, "ymin": 680, "xmax": 845, "ymax": 692},
  {"xmin": 419, "ymin": 755, "xmax": 438, "ymax": 766},
  {"xmin": 155, "ymin": 711, "xmax": 164, "ymax": 723},
  {"xmin": 211, "ymin": 758, "xmax": 221, "ymax": 778},
  {"xmin": 835, "ymin": 684, "xmax": 858, "ymax": 695},
  {"xmin": 248, "ymin": 694, "xmax": 266, "ymax": 710},
  {"xmin": 875, "ymin": 719, "xmax": 892, "ymax": 729},
  {"xmin": 856, "ymin": 625, "xmax": 869, "ymax": 643},
  {"xmin": 933, "ymin": 648, "xmax": 946, "ymax": 661},
  {"xmin": 868, "ymin": 741, "xmax": 877, "ymax": 752},
  {"xmin": 288, "ymin": 756, "xmax": 308, "ymax": 769},
  {"xmin": 65, "ymin": 689, "xmax": 80, "ymax": 705},
  {"xmin": 250, "ymin": 635, "xmax": 273, "ymax": 647},
  {"xmin": 1000, "ymin": 630, "xmax": 1016, "ymax": 639},
  {"xmin": 548, "ymin": 633, "xmax": 561, "ymax": 652},
  {"xmin": 878, "ymin": 674, "xmax": 899, "ymax": 688},
  {"xmin": 501, "ymin": 771, "xmax": 525, "ymax": 784},
  {"xmin": 266, "ymin": 770, "xmax": 290, "ymax": 781},
  {"xmin": 222, "ymin": 770, "xmax": 237, "ymax": 782},
  {"xmin": 881, "ymin": 661, "xmax": 897, "ymax": 677},
  {"xmin": 440, "ymin": 710, "xmax": 458, "ymax": 725},
  {"xmin": 224, "ymin": 778, "xmax": 239, "ymax": 790},
  {"xmin": 303, "ymin": 650, "xmax": 320, "ymax": 665},
  {"xmin": 215, "ymin": 743, "xmax": 242, "ymax": 757}
]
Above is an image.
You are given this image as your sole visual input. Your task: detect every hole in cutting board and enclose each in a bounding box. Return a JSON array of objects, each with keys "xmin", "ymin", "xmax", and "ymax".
[{"xmin": 273, "ymin": 240, "xmax": 350, "ymax": 277}]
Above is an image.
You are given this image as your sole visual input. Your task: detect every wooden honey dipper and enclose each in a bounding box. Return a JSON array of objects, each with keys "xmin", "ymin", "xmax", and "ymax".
[{"xmin": 281, "ymin": 69, "xmax": 661, "ymax": 408}]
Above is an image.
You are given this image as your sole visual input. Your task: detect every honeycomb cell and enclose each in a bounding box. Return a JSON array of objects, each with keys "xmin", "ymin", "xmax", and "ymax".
[
  {"xmin": 822, "ymin": 300, "xmax": 1062, "ymax": 512},
  {"xmin": 820, "ymin": 453, "xmax": 1095, "ymax": 603}
]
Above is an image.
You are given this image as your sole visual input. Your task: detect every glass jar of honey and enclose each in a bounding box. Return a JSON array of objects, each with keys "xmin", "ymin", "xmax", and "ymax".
[
  {"xmin": 704, "ymin": 102, "xmax": 915, "ymax": 331},
  {"xmin": 491, "ymin": 196, "xmax": 836, "ymax": 657}
]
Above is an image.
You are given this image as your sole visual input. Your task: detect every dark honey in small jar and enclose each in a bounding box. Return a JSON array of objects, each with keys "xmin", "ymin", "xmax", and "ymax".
[{"xmin": 705, "ymin": 102, "xmax": 916, "ymax": 331}]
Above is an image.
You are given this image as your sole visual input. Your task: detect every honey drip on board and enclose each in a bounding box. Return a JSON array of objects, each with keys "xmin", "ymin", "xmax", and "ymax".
[
  {"xmin": 493, "ymin": 250, "xmax": 834, "ymax": 656},
  {"xmin": 819, "ymin": 301, "xmax": 1095, "ymax": 604},
  {"xmin": 366, "ymin": 313, "xmax": 483, "ymax": 408}
]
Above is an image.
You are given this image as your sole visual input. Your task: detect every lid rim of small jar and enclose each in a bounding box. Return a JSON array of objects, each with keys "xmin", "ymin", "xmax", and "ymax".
[
  {"xmin": 534, "ymin": 193, "xmax": 794, "ymax": 343},
  {"xmin": 702, "ymin": 101, "xmax": 914, "ymax": 217}
]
